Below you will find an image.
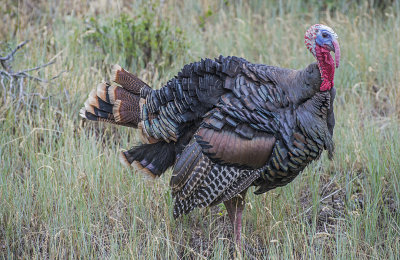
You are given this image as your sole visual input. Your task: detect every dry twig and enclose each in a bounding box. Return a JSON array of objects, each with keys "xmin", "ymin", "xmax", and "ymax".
[{"xmin": 0, "ymin": 40, "xmax": 58, "ymax": 106}]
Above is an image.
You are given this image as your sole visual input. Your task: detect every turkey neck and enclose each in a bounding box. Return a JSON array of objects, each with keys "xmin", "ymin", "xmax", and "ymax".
[
  {"xmin": 296, "ymin": 90, "xmax": 334, "ymax": 158},
  {"xmin": 315, "ymin": 45, "xmax": 335, "ymax": 92}
]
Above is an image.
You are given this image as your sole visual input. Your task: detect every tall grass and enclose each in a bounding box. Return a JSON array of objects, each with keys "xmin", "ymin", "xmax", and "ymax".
[{"xmin": 1, "ymin": 0, "xmax": 399, "ymax": 258}]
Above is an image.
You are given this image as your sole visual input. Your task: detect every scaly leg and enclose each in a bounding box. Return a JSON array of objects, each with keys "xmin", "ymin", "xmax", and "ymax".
[{"xmin": 223, "ymin": 189, "xmax": 248, "ymax": 252}]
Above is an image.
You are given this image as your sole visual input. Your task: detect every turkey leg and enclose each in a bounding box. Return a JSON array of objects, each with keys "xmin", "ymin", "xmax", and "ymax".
[{"xmin": 223, "ymin": 189, "xmax": 248, "ymax": 251}]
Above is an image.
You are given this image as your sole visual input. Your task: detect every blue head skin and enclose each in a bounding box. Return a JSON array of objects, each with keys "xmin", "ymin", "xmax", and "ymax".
[
  {"xmin": 314, "ymin": 25, "xmax": 340, "ymax": 68},
  {"xmin": 315, "ymin": 29, "xmax": 337, "ymax": 52}
]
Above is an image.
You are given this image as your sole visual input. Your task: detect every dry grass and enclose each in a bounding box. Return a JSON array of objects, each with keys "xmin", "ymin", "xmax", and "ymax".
[{"xmin": 1, "ymin": 0, "xmax": 400, "ymax": 259}]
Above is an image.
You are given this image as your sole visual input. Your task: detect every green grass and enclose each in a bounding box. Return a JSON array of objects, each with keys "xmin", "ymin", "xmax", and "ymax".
[{"xmin": 1, "ymin": 0, "xmax": 400, "ymax": 258}]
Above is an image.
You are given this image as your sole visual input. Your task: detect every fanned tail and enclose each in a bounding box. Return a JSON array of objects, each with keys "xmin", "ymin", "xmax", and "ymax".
[
  {"xmin": 80, "ymin": 65, "xmax": 152, "ymax": 127},
  {"xmin": 81, "ymin": 65, "xmax": 177, "ymax": 178}
]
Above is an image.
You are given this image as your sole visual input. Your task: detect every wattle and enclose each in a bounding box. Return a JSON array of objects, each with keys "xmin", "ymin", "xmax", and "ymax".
[{"xmin": 315, "ymin": 44, "xmax": 335, "ymax": 91}]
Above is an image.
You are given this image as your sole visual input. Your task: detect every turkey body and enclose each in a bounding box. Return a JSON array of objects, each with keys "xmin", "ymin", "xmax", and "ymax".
[{"xmin": 81, "ymin": 55, "xmax": 336, "ymax": 218}]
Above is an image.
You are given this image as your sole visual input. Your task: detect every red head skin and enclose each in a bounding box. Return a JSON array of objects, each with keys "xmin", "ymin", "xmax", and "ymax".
[
  {"xmin": 304, "ymin": 24, "xmax": 340, "ymax": 92},
  {"xmin": 315, "ymin": 44, "xmax": 336, "ymax": 91}
]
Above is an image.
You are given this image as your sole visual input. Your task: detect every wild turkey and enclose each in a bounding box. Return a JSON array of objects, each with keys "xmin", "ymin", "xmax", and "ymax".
[{"xmin": 80, "ymin": 24, "xmax": 340, "ymax": 249}]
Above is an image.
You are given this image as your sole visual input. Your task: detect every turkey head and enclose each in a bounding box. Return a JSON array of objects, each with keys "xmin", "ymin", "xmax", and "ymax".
[{"xmin": 305, "ymin": 24, "xmax": 340, "ymax": 91}]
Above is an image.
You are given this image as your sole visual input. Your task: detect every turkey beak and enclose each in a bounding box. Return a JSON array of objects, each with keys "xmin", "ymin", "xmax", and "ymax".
[
  {"xmin": 332, "ymin": 38, "xmax": 340, "ymax": 68},
  {"xmin": 325, "ymin": 38, "xmax": 340, "ymax": 69}
]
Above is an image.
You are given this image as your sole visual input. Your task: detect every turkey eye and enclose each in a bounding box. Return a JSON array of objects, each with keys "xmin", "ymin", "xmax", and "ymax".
[{"xmin": 322, "ymin": 33, "xmax": 328, "ymax": 38}]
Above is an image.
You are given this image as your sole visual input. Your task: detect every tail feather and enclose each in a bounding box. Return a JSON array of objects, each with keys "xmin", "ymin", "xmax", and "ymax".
[
  {"xmin": 120, "ymin": 142, "xmax": 176, "ymax": 178},
  {"xmin": 96, "ymin": 82, "xmax": 111, "ymax": 103},
  {"xmin": 82, "ymin": 96, "xmax": 115, "ymax": 122},
  {"xmin": 83, "ymin": 101, "xmax": 95, "ymax": 114},
  {"xmin": 80, "ymin": 74, "xmax": 146, "ymax": 127},
  {"xmin": 112, "ymin": 98, "xmax": 140, "ymax": 124},
  {"xmin": 89, "ymin": 86, "xmax": 113, "ymax": 113},
  {"xmin": 112, "ymin": 64, "xmax": 151, "ymax": 95},
  {"xmin": 81, "ymin": 65, "xmax": 179, "ymax": 178}
]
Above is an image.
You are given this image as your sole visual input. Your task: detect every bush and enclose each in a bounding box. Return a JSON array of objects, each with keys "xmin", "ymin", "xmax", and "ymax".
[{"xmin": 83, "ymin": 6, "xmax": 187, "ymax": 72}]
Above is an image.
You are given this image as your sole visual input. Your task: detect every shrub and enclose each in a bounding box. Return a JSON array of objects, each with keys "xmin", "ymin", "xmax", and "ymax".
[{"xmin": 83, "ymin": 6, "xmax": 187, "ymax": 72}]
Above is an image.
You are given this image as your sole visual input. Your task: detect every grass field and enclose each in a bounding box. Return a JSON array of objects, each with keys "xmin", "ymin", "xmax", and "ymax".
[{"xmin": 1, "ymin": 0, "xmax": 400, "ymax": 258}]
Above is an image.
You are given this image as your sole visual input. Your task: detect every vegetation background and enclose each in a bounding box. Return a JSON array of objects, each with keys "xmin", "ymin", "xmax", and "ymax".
[{"xmin": 1, "ymin": 0, "xmax": 399, "ymax": 258}]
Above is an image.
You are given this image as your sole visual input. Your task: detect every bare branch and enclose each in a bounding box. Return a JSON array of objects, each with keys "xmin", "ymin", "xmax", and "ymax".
[
  {"xmin": 0, "ymin": 69, "xmax": 12, "ymax": 78},
  {"xmin": 0, "ymin": 40, "xmax": 60, "ymax": 110},
  {"xmin": 0, "ymin": 41, "xmax": 29, "ymax": 62},
  {"xmin": 19, "ymin": 59, "xmax": 56, "ymax": 74},
  {"xmin": 1, "ymin": 77, "xmax": 6, "ymax": 103},
  {"xmin": 51, "ymin": 70, "xmax": 67, "ymax": 80},
  {"xmin": 19, "ymin": 72, "xmax": 49, "ymax": 82}
]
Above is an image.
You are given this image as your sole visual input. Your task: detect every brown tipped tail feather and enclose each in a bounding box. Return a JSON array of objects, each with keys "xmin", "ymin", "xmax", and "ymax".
[
  {"xmin": 80, "ymin": 65, "xmax": 174, "ymax": 178},
  {"xmin": 80, "ymin": 65, "xmax": 151, "ymax": 127}
]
